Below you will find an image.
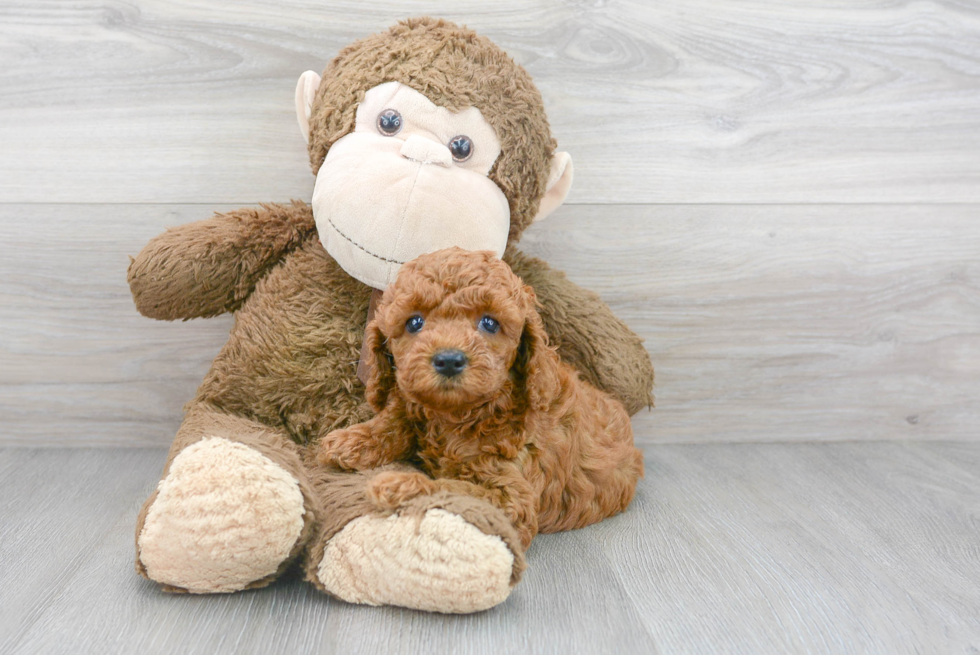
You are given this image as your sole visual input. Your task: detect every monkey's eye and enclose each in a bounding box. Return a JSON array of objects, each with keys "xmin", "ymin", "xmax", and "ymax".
[
  {"xmin": 478, "ymin": 316, "xmax": 499, "ymax": 334},
  {"xmin": 405, "ymin": 315, "xmax": 425, "ymax": 333},
  {"xmin": 448, "ymin": 135, "xmax": 473, "ymax": 162},
  {"xmin": 377, "ymin": 109, "xmax": 403, "ymax": 136}
]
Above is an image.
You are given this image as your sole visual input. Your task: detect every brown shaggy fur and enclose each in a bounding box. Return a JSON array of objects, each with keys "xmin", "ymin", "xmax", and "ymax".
[
  {"xmin": 318, "ymin": 249, "xmax": 645, "ymax": 549},
  {"xmin": 128, "ymin": 17, "xmax": 655, "ymax": 596}
]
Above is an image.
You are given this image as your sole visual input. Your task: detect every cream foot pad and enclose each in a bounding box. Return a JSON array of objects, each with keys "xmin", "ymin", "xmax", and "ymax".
[
  {"xmin": 318, "ymin": 508, "xmax": 515, "ymax": 613},
  {"xmin": 138, "ymin": 437, "xmax": 306, "ymax": 593}
]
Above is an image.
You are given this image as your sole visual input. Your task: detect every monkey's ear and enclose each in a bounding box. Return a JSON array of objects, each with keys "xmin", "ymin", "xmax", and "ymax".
[
  {"xmin": 531, "ymin": 152, "xmax": 574, "ymax": 223},
  {"xmin": 295, "ymin": 70, "xmax": 322, "ymax": 144}
]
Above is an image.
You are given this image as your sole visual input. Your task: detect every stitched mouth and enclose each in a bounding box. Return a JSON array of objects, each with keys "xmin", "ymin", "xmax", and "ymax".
[{"xmin": 322, "ymin": 212, "xmax": 407, "ymax": 266}]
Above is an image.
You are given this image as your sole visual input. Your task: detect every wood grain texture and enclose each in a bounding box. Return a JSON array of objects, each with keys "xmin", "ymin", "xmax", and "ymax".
[
  {"xmin": 3, "ymin": 203, "xmax": 977, "ymax": 446},
  {"xmin": 524, "ymin": 203, "xmax": 980, "ymax": 443},
  {"xmin": 603, "ymin": 441, "xmax": 980, "ymax": 654},
  {"xmin": 2, "ymin": 443, "xmax": 978, "ymax": 654},
  {"xmin": 1, "ymin": 0, "xmax": 979, "ymax": 204}
]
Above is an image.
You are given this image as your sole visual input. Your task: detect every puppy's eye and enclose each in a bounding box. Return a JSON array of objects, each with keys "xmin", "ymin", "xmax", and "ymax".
[
  {"xmin": 478, "ymin": 316, "xmax": 499, "ymax": 334},
  {"xmin": 405, "ymin": 315, "xmax": 425, "ymax": 333},
  {"xmin": 377, "ymin": 109, "xmax": 402, "ymax": 136}
]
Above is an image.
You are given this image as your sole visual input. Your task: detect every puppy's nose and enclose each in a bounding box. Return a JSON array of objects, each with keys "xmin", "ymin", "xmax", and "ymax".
[{"xmin": 432, "ymin": 349, "xmax": 468, "ymax": 378}]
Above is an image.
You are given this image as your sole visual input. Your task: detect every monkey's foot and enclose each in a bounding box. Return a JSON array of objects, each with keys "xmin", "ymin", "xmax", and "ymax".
[
  {"xmin": 307, "ymin": 484, "xmax": 527, "ymax": 614},
  {"xmin": 137, "ymin": 437, "xmax": 307, "ymax": 593},
  {"xmin": 317, "ymin": 509, "xmax": 514, "ymax": 613}
]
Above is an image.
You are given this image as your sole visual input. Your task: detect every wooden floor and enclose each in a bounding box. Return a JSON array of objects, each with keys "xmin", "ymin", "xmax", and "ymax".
[{"xmin": 1, "ymin": 443, "xmax": 978, "ymax": 654}]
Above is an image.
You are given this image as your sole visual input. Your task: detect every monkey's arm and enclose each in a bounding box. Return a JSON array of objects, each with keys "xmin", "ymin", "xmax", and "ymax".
[
  {"xmin": 128, "ymin": 201, "xmax": 317, "ymax": 320},
  {"xmin": 504, "ymin": 246, "xmax": 654, "ymax": 416}
]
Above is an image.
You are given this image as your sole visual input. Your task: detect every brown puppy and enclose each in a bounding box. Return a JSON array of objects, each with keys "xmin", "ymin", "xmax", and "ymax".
[{"xmin": 318, "ymin": 248, "xmax": 644, "ymax": 549}]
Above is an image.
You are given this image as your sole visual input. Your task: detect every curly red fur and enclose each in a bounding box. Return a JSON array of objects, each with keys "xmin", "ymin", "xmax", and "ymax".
[{"xmin": 318, "ymin": 248, "xmax": 645, "ymax": 548}]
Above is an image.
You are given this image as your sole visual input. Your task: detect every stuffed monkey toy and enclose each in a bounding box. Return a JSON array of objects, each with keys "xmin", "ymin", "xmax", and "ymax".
[{"xmin": 129, "ymin": 17, "xmax": 654, "ymax": 614}]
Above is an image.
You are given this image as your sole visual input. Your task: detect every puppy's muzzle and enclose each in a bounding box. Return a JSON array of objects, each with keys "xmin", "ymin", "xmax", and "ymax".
[{"xmin": 432, "ymin": 349, "xmax": 468, "ymax": 378}]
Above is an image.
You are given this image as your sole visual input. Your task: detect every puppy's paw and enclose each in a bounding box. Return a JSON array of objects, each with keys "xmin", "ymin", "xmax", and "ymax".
[
  {"xmin": 367, "ymin": 471, "xmax": 436, "ymax": 509},
  {"xmin": 317, "ymin": 425, "xmax": 383, "ymax": 471}
]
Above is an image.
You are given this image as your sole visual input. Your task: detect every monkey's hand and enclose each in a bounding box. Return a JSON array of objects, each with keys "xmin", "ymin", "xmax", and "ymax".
[{"xmin": 504, "ymin": 246, "xmax": 654, "ymax": 416}]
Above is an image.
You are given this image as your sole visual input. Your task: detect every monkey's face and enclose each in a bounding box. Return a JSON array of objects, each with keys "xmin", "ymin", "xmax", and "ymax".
[{"xmin": 311, "ymin": 82, "xmax": 510, "ymax": 290}]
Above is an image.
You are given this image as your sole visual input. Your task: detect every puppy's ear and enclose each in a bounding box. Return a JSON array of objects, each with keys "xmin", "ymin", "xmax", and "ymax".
[
  {"xmin": 364, "ymin": 318, "xmax": 396, "ymax": 411},
  {"xmin": 512, "ymin": 308, "xmax": 562, "ymax": 411}
]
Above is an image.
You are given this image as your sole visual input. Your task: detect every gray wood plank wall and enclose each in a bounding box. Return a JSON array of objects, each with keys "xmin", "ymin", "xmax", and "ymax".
[{"xmin": 1, "ymin": 1, "xmax": 978, "ymax": 446}]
